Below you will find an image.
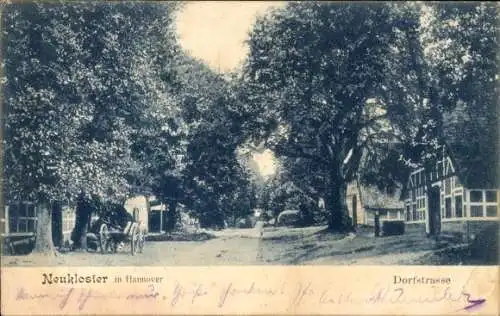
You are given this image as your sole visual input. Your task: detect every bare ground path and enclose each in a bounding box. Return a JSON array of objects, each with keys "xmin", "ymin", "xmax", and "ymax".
[
  {"xmin": 2, "ymin": 224, "xmax": 477, "ymax": 266},
  {"xmin": 2, "ymin": 224, "xmax": 265, "ymax": 266}
]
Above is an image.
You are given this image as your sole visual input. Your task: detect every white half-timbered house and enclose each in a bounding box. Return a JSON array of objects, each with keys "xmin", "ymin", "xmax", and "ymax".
[
  {"xmin": 1, "ymin": 201, "xmax": 77, "ymax": 253},
  {"xmin": 404, "ymin": 146, "xmax": 499, "ymax": 240}
]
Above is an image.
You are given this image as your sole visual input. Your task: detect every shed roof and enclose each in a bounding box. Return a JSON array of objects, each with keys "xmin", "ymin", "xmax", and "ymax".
[{"xmin": 359, "ymin": 184, "xmax": 404, "ymax": 210}]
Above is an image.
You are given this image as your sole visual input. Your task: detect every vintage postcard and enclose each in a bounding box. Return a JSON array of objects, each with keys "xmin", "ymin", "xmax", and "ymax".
[{"xmin": 1, "ymin": 1, "xmax": 498, "ymax": 315}]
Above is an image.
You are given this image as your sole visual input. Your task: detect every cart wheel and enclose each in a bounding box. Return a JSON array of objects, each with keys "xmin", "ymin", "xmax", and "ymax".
[
  {"xmin": 99, "ymin": 224, "xmax": 109, "ymax": 254},
  {"xmin": 137, "ymin": 224, "xmax": 145, "ymax": 254},
  {"xmin": 130, "ymin": 225, "xmax": 138, "ymax": 256}
]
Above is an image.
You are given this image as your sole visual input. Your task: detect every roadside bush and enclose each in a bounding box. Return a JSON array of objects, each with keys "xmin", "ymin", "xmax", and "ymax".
[
  {"xmin": 469, "ymin": 223, "xmax": 498, "ymax": 264},
  {"xmin": 145, "ymin": 231, "xmax": 215, "ymax": 242}
]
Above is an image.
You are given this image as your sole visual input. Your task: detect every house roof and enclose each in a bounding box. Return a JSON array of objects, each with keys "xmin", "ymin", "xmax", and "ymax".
[
  {"xmin": 358, "ymin": 184, "xmax": 404, "ymax": 210},
  {"xmin": 442, "ymin": 103, "xmax": 499, "ymax": 189},
  {"xmin": 446, "ymin": 142, "xmax": 499, "ymax": 189}
]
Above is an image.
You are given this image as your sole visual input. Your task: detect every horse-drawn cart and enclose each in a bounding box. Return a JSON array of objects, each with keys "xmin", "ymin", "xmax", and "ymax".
[{"xmin": 98, "ymin": 219, "xmax": 146, "ymax": 255}]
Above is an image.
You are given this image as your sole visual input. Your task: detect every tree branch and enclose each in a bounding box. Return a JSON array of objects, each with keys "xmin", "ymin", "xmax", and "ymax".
[
  {"xmin": 357, "ymin": 113, "xmax": 388, "ymax": 129},
  {"xmin": 275, "ymin": 144, "xmax": 330, "ymax": 166}
]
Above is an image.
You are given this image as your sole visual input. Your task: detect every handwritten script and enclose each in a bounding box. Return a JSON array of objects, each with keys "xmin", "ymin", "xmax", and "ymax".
[{"xmin": 13, "ymin": 278, "xmax": 490, "ymax": 313}]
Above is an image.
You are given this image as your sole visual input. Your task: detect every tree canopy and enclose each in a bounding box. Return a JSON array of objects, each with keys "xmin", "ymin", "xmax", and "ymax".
[
  {"xmin": 2, "ymin": 1, "xmax": 182, "ymax": 205},
  {"xmin": 242, "ymin": 2, "xmax": 410, "ymax": 230},
  {"xmin": 241, "ymin": 2, "xmax": 498, "ymax": 230},
  {"xmin": 1, "ymin": 1, "xmax": 497, "ymax": 245}
]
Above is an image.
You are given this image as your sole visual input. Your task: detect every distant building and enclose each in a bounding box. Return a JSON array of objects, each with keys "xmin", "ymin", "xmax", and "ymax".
[
  {"xmin": 276, "ymin": 209, "xmax": 300, "ymax": 227},
  {"xmin": 124, "ymin": 195, "xmax": 168, "ymax": 233},
  {"xmin": 124, "ymin": 195, "xmax": 199, "ymax": 233},
  {"xmin": 123, "ymin": 195, "xmax": 150, "ymax": 232},
  {"xmin": 346, "ymin": 181, "xmax": 405, "ymax": 227}
]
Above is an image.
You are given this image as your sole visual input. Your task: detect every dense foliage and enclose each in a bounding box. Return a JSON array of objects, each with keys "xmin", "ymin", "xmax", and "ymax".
[
  {"xmin": 242, "ymin": 2, "xmax": 498, "ymax": 230},
  {"xmin": 243, "ymin": 3, "xmax": 410, "ymax": 230},
  {"xmin": 1, "ymin": 2, "xmax": 497, "ymax": 250}
]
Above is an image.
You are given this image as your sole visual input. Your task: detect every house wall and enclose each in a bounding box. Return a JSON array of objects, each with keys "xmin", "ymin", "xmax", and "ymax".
[
  {"xmin": 405, "ymin": 222, "xmax": 427, "ymax": 234},
  {"xmin": 364, "ymin": 209, "xmax": 404, "ymax": 227},
  {"xmin": 440, "ymin": 220, "xmax": 499, "ymax": 243},
  {"xmin": 404, "ymin": 152, "xmax": 499, "ymax": 236},
  {"xmin": 346, "ymin": 182, "xmax": 365, "ymax": 225}
]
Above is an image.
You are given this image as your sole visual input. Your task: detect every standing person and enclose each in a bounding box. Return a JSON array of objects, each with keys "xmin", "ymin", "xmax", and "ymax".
[
  {"xmin": 255, "ymin": 220, "xmax": 264, "ymax": 238},
  {"xmin": 374, "ymin": 212, "xmax": 380, "ymax": 237}
]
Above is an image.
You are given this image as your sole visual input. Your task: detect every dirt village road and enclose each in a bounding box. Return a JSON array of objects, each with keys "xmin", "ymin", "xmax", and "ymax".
[{"xmin": 2, "ymin": 224, "xmax": 474, "ymax": 267}]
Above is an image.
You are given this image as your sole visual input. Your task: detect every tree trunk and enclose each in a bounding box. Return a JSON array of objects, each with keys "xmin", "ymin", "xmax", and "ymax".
[
  {"xmin": 32, "ymin": 201, "xmax": 56, "ymax": 254},
  {"xmin": 71, "ymin": 196, "xmax": 91, "ymax": 251},
  {"xmin": 325, "ymin": 167, "xmax": 352, "ymax": 232},
  {"xmin": 51, "ymin": 202, "xmax": 63, "ymax": 247}
]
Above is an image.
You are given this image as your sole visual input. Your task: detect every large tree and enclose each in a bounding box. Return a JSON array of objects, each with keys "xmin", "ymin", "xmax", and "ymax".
[
  {"xmin": 143, "ymin": 54, "xmax": 256, "ymax": 230},
  {"xmin": 377, "ymin": 2, "xmax": 499, "ymax": 188},
  {"xmin": 2, "ymin": 1, "xmax": 181, "ymax": 252},
  {"xmin": 243, "ymin": 3, "xmax": 406, "ymax": 231},
  {"xmin": 243, "ymin": 2, "xmax": 498, "ymax": 234},
  {"xmin": 416, "ymin": 3, "xmax": 498, "ymax": 187}
]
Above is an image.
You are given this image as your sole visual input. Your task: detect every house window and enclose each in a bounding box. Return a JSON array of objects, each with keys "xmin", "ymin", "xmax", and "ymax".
[
  {"xmin": 455, "ymin": 195, "xmax": 463, "ymax": 218},
  {"xmin": 406, "ymin": 205, "xmax": 411, "ymax": 221},
  {"xmin": 412, "ymin": 204, "xmax": 417, "ymax": 221},
  {"xmin": 485, "ymin": 191, "xmax": 497, "ymax": 203},
  {"xmin": 470, "ymin": 191, "xmax": 483, "ymax": 203},
  {"xmin": 470, "ymin": 205, "xmax": 483, "ymax": 217},
  {"xmin": 467, "ymin": 189, "xmax": 499, "ymax": 219},
  {"xmin": 486, "ymin": 206, "xmax": 497, "ymax": 217},
  {"xmin": 445, "ymin": 178, "xmax": 451, "ymax": 195},
  {"xmin": 7, "ymin": 203, "xmax": 37, "ymax": 234},
  {"xmin": 445, "ymin": 198, "xmax": 452, "ymax": 218},
  {"xmin": 415, "ymin": 210, "xmax": 425, "ymax": 221}
]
